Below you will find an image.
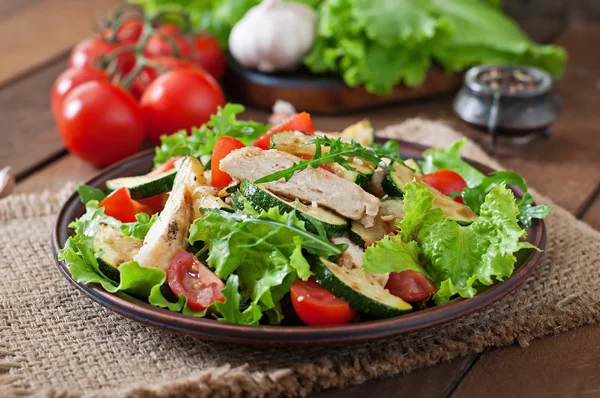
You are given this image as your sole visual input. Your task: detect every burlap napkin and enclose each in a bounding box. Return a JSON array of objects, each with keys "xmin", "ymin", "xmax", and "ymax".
[{"xmin": 1, "ymin": 119, "xmax": 599, "ymax": 398}]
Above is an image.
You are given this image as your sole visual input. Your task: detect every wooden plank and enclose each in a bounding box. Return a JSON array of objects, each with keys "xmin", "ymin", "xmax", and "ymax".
[
  {"xmin": 14, "ymin": 154, "xmax": 98, "ymax": 193},
  {"xmin": 582, "ymin": 195, "xmax": 600, "ymax": 231},
  {"xmin": 0, "ymin": 60, "xmax": 69, "ymax": 177},
  {"xmin": 453, "ymin": 324, "xmax": 600, "ymax": 398},
  {"xmin": 0, "ymin": 0, "xmax": 122, "ymax": 86},
  {"xmin": 314, "ymin": 357, "xmax": 477, "ymax": 398}
]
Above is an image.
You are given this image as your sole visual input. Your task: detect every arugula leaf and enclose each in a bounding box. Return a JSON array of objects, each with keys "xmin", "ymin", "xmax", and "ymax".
[
  {"xmin": 398, "ymin": 181, "xmax": 537, "ymax": 303},
  {"xmin": 255, "ymin": 136, "xmax": 390, "ymax": 184},
  {"xmin": 363, "ymin": 236, "xmax": 430, "ymax": 278},
  {"xmin": 121, "ymin": 212, "xmax": 158, "ymax": 240},
  {"xmin": 188, "ymin": 202, "xmax": 341, "ymax": 316},
  {"xmin": 516, "ymin": 193, "xmax": 553, "ymax": 227},
  {"xmin": 371, "ymin": 140, "xmax": 403, "ymax": 163},
  {"xmin": 153, "ymin": 103, "xmax": 269, "ymax": 168},
  {"xmin": 77, "ymin": 185, "xmax": 106, "ymax": 204},
  {"xmin": 420, "ymin": 139, "xmax": 486, "ymax": 187},
  {"xmin": 215, "ymin": 275, "xmax": 263, "ymax": 325}
]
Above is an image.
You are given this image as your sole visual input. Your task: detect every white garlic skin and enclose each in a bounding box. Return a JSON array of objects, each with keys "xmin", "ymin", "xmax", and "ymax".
[{"xmin": 229, "ymin": 0, "xmax": 316, "ymax": 73}]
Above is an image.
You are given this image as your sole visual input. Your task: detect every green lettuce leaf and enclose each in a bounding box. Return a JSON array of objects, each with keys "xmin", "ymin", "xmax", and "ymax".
[
  {"xmin": 77, "ymin": 185, "xmax": 106, "ymax": 204},
  {"xmin": 398, "ymin": 181, "xmax": 538, "ymax": 303},
  {"xmin": 215, "ymin": 275, "xmax": 263, "ymax": 325},
  {"xmin": 516, "ymin": 193, "xmax": 553, "ymax": 227},
  {"xmin": 431, "ymin": 0, "xmax": 567, "ymax": 76},
  {"xmin": 153, "ymin": 103, "xmax": 269, "ymax": 167},
  {"xmin": 188, "ymin": 201, "xmax": 341, "ymax": 317},
  {"xmin": 420, "ymin": 139, "xmax": 486, "ymax": 187},
  {"xmin": 121, "ymin": 212, "xmax": 158, "ymax": 240},
  {"xmin": 363, "ymin": 236, "xmax": 430, "ymax": 277}
]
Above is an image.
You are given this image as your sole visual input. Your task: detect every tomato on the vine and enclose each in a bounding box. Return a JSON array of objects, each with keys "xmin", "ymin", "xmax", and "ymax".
[
  {"xmin": 51, "ymin": 67, "xmax": 109, "ymax": 118},
  {"xmin": 130, "ymin": 56, "xmax": 195, "ymax": 99},
  {"xmin": 140, "ymin": 68, "xmax": 225, "ymax": 144},
  {"xmin": 102, "ymin": 18, "xmax": 143, "ymax": 45},
  {"xmin": 167, "ymin": 250, "xmax": 225, "ymax": 311},
  {"xmin": 69, "ymin": 37, "xmax": 135, "ymax": 75},
  {"xmin": 144, "ymin": 24, "xmax": 193, "ymax": 60},
  {"xmin": 56, "ymin": 80, "xmax": 144, "ymax": 167},
  {"xmin": 191, "ymin": 34, "xmax": 226, "ymax": 80},
  {"xmin": 290, "ymin": 278, "xmax": 357, "ymax": 326},
  {"xmin": 421, "ymin": 170, "xmax": 468, "ymax": 203}
]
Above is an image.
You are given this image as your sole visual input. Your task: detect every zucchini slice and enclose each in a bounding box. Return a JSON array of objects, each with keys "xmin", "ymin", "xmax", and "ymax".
[
  {"xmin": 270, "ymin": 131, "xmax": 375, "ymax": 187},
  {"xmin": 382, "ymin": 162, "xmax": 478, "ymax": 224},
  {"xmin": 404, "ymin": 158, "xmax": 423, "ymax": 176},
  {"xmin": 106, "ymin": 169, "xmax": 177, "ymax": 200},
  {"xmin": 93, "ymin": 223, "xmax": 142, "ymax": 282},
  {"xmin": 239, "ymin": 180, "xmax": 348, "ymax": 237},
  {"xmin": 340, "ymin": 119, "xmax": 375, "ymax": 146},
  {"xmin": 310, "ymin": 256, "xmax": 412, "ymax": 318}
]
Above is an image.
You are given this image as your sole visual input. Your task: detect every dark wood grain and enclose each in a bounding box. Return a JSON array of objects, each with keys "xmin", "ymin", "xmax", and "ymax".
[
  {"xmin": 14, "ymin": 154, "xmax": 97, "ymax": 193},
  {"xmin": 583, "ymin": 192, "xmax": 600, "ymax": 231},
  {"xmin": 0, "ymin": 0, "xmax": 121, "ymax": 86},
  {"xmin": 453, "ymin": 324, "xmax": 600, "ymax": 398}
]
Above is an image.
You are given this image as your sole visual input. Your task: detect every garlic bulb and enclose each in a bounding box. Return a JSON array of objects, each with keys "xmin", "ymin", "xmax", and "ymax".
[{"xmin": 229, "ymin": 0, "xmax": 316, "ymax": 73}]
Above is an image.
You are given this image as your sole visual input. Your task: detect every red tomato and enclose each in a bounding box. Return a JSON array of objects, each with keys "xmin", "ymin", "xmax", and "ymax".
[
  {"xmin": 385, "ymin": 271, "xmax": 437, "ymax": 302},
  {"xmin": 290, "ymin": 278, "xmax": 357, "ymax": 326},
  {"xmin": 167, "ymin": 250, "xmax": 225, "ymax": 311},
  {"xmin": 148, "ymin": 156, "xmax": 181, "ymax": 176},
  {"xmin": 100, "ymin": 187, "xmax": 149, "ymax": 222},
  {"xmin": 421, "ymin": 169, "xmax": 468, "ymax": 203},
  {"xmin": 102, "ymin": 18, "xmax": 143, "ymax": 45},
  {"xmin": 130, "ymin": 56, "xmax": 195, "ymax": 99},
  {"xmin": 56, "ymin": 80, "xmax": 144, "ymax": 167},
  {"xmin": 69, "ymin": 37, "xmax": 135, "ymax": 75},
  {"xmin": 50, "ymin": 67, "xmax": 109, "ymax": 118},
  {"xmin": 137, "ymin": 194, "xmax": 167, "ymax": 214},
  {"xmin": 140, "ymin": 68, "xmax": 225, "ymax": 144},
  {"xmin": 190, "ymin": 33, "xmax": 226, "ymax": 80},
  {"xmin": 211, "ymin": 136, "xmax": 245, "ymax": 188},
  {"xmin": 144, "ymin": 25, "xmax": 193, "ymax": 60},
  {"xmin": 253, "ymin": 112, "xmax": 315, "ymax": 150}
]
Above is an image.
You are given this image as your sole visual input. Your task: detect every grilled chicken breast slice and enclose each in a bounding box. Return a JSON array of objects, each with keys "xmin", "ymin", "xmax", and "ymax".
[
  {"xmin": 219, "ymin": 147, "xmax": 380, "ymax": 227},
  {"xmin": 331, "ymin": 236, "xmax": 389, "ymax": 287},
  {"xmin": 133, "ymin": 157, "xmax": 204, "ymax": 272}
]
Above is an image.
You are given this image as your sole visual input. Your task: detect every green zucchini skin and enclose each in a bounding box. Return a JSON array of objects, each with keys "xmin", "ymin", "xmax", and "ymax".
[
  {"xmin": 239, "ymin": 180, "xmax": 348, "ymax": 237},
  {"xmin": 97, "ymin": 258, "xmax": 121, "ymax": 283},
  {"xmin": 105, "ymin": 170, "xmax": 177, "ymax": 200},
  {"xmin": 310, "ymin": 256, "xmax": 412, "ymax": 318},
  {"xmin": 382, "ymin": 172, "xmax": 405, "ymax": 198}
]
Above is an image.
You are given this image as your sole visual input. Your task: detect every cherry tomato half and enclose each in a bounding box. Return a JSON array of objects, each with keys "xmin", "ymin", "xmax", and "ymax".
[
  {"xmin": 167, "ymin": 250, "xmax": 225, "ymax": 311},
  {"xmin": 385, "ymin": 270, "xmax": 437, "ymax": 302},
  {"xmin": 290, "ymin": 278, "xmax": 357, "ymax": 326},
  {"xmin": 99, "ymin": 187, "xmax": 150, "ymax": 223},
  {"xmin": 421, "ymin": 169, "xmax": 468, "ymax": 203},
  {"xmin": 253, "ymin": 112, "xmax": 315, "ymax": 150},
  {"xmin": 211, "ymin": 136, "xmax": 245, "ymax": 188},
  {"xmin": 56, "ymin": 80, "xmax": 144, "ymax": 167},
  {"xmin": 69, "ymin": 36, "xmax": 135, "ymax": 75},
  {"xmin": 140, "ymin": 68, "xmax": 225, "ymax": 144},
  {"xmin": 50, "ymin": 67, "xmax": 109, "ymax": 118}
]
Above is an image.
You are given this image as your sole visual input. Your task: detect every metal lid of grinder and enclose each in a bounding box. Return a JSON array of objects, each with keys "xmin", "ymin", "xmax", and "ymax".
[{"xmin": 453, "ymin": 65, "xmax": 560, "ymax": 152}]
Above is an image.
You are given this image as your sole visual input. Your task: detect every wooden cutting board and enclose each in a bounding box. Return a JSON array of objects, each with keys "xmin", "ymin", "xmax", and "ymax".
[{"xmin": 224, "ymin": 58, "xmax": 463, "ymax": 115}]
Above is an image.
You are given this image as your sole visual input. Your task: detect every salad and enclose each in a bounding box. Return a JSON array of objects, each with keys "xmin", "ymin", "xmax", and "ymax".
[{"xmin": 59, "ymin": 104, "xmax": 552, "ymax": 326}]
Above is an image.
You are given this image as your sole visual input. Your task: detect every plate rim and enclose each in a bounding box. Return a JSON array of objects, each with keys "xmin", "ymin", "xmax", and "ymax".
[{"xmin": 51, "ymin": 140, "xmax": 546, "ymax": 346}]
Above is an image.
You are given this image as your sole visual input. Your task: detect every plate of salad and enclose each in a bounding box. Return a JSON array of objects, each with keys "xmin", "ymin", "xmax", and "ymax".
[{"xmin": 53, "ymin": 104, "xmax": 550, "ymax": 345}]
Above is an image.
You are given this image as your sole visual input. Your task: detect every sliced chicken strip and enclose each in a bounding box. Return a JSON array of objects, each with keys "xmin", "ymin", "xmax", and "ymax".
[
  {"xmin": 220, "ymin": 147, "xmax": 380, "ymax": 227},
  {"xmin": 133, "ymin": 157, "xmax": 204, "ymax": 272},
  {"xmin": 331, "ymin": 236, "xmax": 389, "ymax": 287}
]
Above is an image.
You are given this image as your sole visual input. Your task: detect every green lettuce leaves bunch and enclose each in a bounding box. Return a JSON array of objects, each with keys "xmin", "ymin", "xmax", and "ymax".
[{"xmin": 364, "ymin": 181, "xmax": 538, "ymax": 303}]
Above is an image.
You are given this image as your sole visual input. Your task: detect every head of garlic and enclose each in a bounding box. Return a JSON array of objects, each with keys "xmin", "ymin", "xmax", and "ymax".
[{"xmin": 229, "ymin": 0, "xmax": 316, "ymax": 73}]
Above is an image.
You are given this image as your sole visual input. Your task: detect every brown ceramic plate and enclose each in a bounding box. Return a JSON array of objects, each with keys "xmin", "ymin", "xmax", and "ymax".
[{"xmin": 51, "ymin": 140, "xmax": 546, "ymax": 346}]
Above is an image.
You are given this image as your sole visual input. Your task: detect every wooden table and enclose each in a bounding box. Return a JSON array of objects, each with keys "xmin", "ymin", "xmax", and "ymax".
[{"xmin": 1, "ymin": 2, "xmax": 599, "ymax": 397}]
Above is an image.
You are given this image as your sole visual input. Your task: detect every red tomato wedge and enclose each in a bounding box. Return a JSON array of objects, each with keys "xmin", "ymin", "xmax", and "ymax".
[
  {"xmin": 385, "ymin": 270, "xmax": 437, "ymax": 302},
  {"xmin": 290, "ymin": 278, "xmax": 357, "ymax": 326},
  {"xmin": 147, "ymin": 156, "xmax": 180, "ymax": 177},
  {"xmin": 167, "ymin": 250, "xmax": 225, "ymax": 311},
  {"xmin": 99, "ymin": 187, "xmax": 150, "ymax": 222},
  {"xmin": 211, "ymin": 136, "xmax": 245, "ymax": 188},
  {"xmin": 253, "ymin": 112, "xmax": 315, "ymax": 150},
  {"xmin": 421, "ymin": 169, "xmax": 468, "ymax": 204}
]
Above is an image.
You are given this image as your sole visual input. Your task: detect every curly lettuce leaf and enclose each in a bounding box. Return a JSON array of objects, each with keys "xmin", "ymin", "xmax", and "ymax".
[
  {"xmin": 398, "ymin": 181, "xmax": 537, "ymax": 303},
  {"xmin": 431, "ymin": 0, "xmax": 566, "ymax": 76},
  {"xmin": 153, "ymin": 103, "xmax": 269, "ymax": 167},
  {"xmin": 188, "ymin": 201, "xmax": 341, "ymax": 316},
  {"xmin": 121, "ymin": 212, "xmax": 158, "ymax": 240},
  {"xmin": 215, "ymin": 275, "xmax": 263, "ymax": 325},
  {"xmin": 420, "ymin": 139, "xmax": 486, "ymax": 187},
  {"xmin": 516, "ymin": 193, "xmax": 553, "ymax": 227},
  {"xmin": 363, "ymin": 236, "xmax": 430, "ymax": 277}
]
